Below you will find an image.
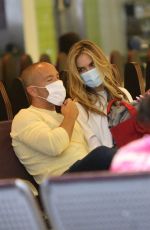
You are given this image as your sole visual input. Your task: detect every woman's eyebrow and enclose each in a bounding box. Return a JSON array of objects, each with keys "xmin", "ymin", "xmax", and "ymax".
[{"xmin": 77, "ymin": 61, "xmax": 93, "ymax": 69}]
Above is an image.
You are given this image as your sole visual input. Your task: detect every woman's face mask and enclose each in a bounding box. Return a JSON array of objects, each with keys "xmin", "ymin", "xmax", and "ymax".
[
  {"xmin": 32, "ymin": 80, "xmax": 66, "ymax": 106},
  {"xmin": 80, "ymin": 68, "xmax": 103, "ymax": 88}
]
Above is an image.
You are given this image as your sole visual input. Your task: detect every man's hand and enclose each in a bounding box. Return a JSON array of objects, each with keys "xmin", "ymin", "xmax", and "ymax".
[
  {"xmin": 60, "ymin": 98, "xmax": 79, "ymax": 139},
  {"xmin": 61, "ymin": 98, "xmax": 79, "ymax": 121}
]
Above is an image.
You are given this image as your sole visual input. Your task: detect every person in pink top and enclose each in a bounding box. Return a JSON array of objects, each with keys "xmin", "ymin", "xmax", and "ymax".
[{"xmin": 111, "ymin": 94, "xmax": 150, "ymax": 173}]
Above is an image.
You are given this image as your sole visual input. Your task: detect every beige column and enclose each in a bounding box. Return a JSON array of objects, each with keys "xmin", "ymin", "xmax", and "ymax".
[{"xmin": 22, "ymin": 0, "xmax": 39, "ymax": 62}]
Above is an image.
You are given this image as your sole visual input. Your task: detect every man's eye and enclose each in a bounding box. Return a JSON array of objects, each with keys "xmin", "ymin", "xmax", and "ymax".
[{"xmin": 47, "ymin": 79, "xmax": 53, "ymax": 82}]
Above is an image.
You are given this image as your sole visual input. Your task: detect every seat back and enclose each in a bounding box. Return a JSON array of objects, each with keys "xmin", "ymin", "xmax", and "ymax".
[
  {"xmin": 0, "ymin": 80, "xmax": 13, "ymax": 121},
  {"xmin": 0, "ymin": 58, "xmax": 3, "ymax": 81},
  {"xmin": 59, "ymin": 70, "xmax": 70, "ymax": 98},
  {"xmin": 0, "ymin": 179, "xmax": 47, "ymax": 230},
  {"xmin": 145, "ymin": 61, "xmax": 150, "ymax": 91},
  {"xmin": 10, "ymin": 77, "xmax": 30, "ymax": 115},
  {"xmin": 20, "ymin": 53, "xmax": 33, "ymax": 73},
  {"xmin": 41, "ymin": 171, "xmax": 150, "ymax": 230},
  {"xmin": 111, "ymin": 64, "xmax": 122, "ymax": 86},
  {"xmin": 124, "ymin": 62, "xmax": 145, "ymax": 99},
  {"xmin": 110, "ymin": 50, "xmax": 125, "ymax": 84},
  {"xmin": 0, "ymin": 120, "xmax": 38, "ymax": 190},
  {"xmin": 2, "ymin": 53, "xmax": 20, "ymax": 97}
]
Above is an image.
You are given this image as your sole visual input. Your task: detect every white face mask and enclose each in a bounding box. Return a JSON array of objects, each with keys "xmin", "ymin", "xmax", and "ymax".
[
  {"xmin": 80, "ymin": 68, "xmax": 103, "ymax": 88},
  {"xmin": 32, "ymin": 80, "xmax": 66, "ymax": 106}
]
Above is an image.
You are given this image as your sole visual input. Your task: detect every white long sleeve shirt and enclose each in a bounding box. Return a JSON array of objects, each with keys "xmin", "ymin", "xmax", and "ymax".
[{"xmin": 77, "ymin": 88, "xmax": 133, "ymax": 151}]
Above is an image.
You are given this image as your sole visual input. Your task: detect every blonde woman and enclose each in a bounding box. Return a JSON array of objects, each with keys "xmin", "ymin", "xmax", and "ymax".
[{"xmin": 67, "ymin": 40, "xmax": 133, "ymax": 151}]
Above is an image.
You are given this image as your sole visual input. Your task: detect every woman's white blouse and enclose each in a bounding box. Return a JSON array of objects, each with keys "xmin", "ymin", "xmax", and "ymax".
[
  {"xmin": 76, "ymin": 88, "xmax": 133, "ymax": 151},
  {"xmin": 76, "ymin": 90, "xmax": 113, "ymax": 151}
]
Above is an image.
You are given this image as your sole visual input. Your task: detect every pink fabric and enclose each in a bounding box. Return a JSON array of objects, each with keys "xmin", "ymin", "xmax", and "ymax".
[{"xmin": 111, "ymin": 135, "xmax": 150, "ymax": 172}]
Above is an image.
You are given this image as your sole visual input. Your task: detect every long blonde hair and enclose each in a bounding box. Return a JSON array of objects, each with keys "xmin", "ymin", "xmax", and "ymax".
[{"xmin": 67, "ymin": 40, "xmax": 128, "ymax": 115}]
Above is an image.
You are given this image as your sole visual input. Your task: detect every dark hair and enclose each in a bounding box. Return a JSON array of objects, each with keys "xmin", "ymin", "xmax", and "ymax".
[{"xmin": 58, "ymin": 32, "xmax": 81, "ymax": 54}]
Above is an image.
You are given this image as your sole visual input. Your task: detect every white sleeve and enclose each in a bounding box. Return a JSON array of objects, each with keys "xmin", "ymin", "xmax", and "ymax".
[
  {"xmin": 76, "ymin": 103, "xmax": 101, "ymax": 151},
  {"xmin": 88, "ymin": 135, "xmax": 101, "ymax": 151}
]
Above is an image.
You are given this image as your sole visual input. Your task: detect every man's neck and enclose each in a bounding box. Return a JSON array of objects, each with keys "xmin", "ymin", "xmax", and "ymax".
[{"xmin": 32, "ymin": 99, "xmax": 55, "ymax": 111}]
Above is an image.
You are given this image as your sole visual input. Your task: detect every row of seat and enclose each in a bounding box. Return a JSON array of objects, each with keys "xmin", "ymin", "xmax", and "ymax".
[
  {"xmin": 61, "ymin": 62, "xmax": 149, "ymax": 100},
  {"xmin": 0, "ymin": 120, "xmax": 38, "ymax": 190},
  {"xmin": 0, "ymin": 61, "xmax": 148, "ymax": 121},
  {"xmin": 0, "ymin": 52, "xmax": 51, "ymax": 97},
  {"xmin": 0, "ymin": 53, "xmax": 53, "ymax": 119},
  {"xmin": 0, "ymin": 79, "xmax": 29, "ymax": 121},
  {"xmin": 0, "ymin": 51, "xmax": 149, "ymax": 105},
  {"xmin": 111, "ymin": 51, "xmax": 150, "ymax": 99},
  {"xmin": 1, "ymin": 170, "xmax": 150, "ymax": 229},
  {"xmin": 124, "ymin": 61, "xmax": 146, "ymax": 99},
  {"xmin": 1, "ymin": 119, "xmax": 150, "ymax": 229}
]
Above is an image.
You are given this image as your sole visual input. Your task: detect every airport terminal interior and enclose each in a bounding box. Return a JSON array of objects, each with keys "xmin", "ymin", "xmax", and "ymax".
[{"xmin": 1, "ymin": 1, "xmax": 150, "ymax": 229}]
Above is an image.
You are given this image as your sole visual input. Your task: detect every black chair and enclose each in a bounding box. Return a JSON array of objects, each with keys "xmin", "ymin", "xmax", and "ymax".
[
  {"xmin": 55, "ymin": 70, "xmax": 70, "ymax": 113},
  {"xmin": 145, "ymin": 61, "xmax": 150, "ymax": 91},
  {"xmin": 59, "ymin": 70, "xmax": 70, "ymax": 98},
  {"xmin": 110, "ymin": 50, "xmax": 125, "ymax": 84},
  {"xmin": 111, "ymin": 64, "xmax": 122, "ymax": 86},
  {"xmin": 0, "ymin": 58, "xmax": 3, "ymax": 81},
  {"xmin": 20, "ymin": 53, "xmax": 33, "ymax": 73},
  {"xmin": 0, "ymin": 120, "xmax": 38, "ymax": 191},
  {"xmin": 0, "ymin": 178, "xmax": 47, "ymax": 230},
  {"xmin": 9, "ymin": 77, "xmax": 30, "ymax": 115},
  {"xmin": 2, "ymin": 53, "xmax": 21, "ymax": 98},
  {"xmin": 41, "ymin": 171, "xmax": 150, "ymax": 230},
  {"xmin": 124, "ymin": 62, "xmax": 145, "ymax": 99},
  {"xmin": 0, "ymin": 80, "xmax": 13, "ymax": 121}
]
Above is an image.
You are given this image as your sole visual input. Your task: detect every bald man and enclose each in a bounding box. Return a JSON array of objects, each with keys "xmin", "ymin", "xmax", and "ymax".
[{"xmin": 11, "ymin": 62, "xmax": 116, "ymax": 184}]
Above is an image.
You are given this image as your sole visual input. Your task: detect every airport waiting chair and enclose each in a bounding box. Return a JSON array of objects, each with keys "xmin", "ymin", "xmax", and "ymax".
[
  {"xmin": 55, "ymin": 70, "xmax": 70, "ymax": 113},
  {"xmin": 20, "ymin": 53, "xmax": 33, "ymax": 73},
  {"xmin": 110, "ymin": 50, "xmax": 125, "ymax": 84},
  {"xmin": 0, "ymin": 58, "xmax": 3, "ymax": 81},
  {"xmin": 0, "ymin": 120, "xmax": 38, "ymax": 191},
  {"xmin": 145, "ymin": 61, "xmax": 150, "ymax": 91},
  {"xmin": 0, "ymin": 80, "xmax": 13, "ymax": 121},
  {"xmin": 2, "ymin": 53, "xmax": 20, "ymax": 98},
  {"xmin": 0, "ymin": 178, "xmax": 47, "ymax": 230},
  {"xmin": 10, "ymin": 77, "xmax": 30, "ymax": 115},
  {"xmin": 124, "ymin": 62, "xmax": 145, "ymax": 99},
  {"xmin": 59, "ymin": 70, "xmax": 70, "ymax": 98},
  {"xmin": 41, "ymin": 171, "xmax": 150, "ymax": 230},
  {"xmin": 111, "ymin": 64, "xmax": 122, "ymax": 86}
]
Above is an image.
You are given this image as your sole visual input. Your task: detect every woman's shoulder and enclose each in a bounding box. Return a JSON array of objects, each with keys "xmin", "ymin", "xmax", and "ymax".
[{"xmin": 76, "ymin": 102, "xmax": 87, "ymax": 114}]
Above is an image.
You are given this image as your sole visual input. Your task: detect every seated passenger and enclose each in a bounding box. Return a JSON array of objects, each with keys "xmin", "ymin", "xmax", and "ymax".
[{"xmin": 67, "ymin": 40, "xmax": 133, "ymax": 151}]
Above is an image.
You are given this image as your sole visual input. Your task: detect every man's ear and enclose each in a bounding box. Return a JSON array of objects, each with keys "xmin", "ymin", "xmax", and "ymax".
[{"xmin": 26, "ymin": 86, "xmax": 37, "ymax": 97}]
